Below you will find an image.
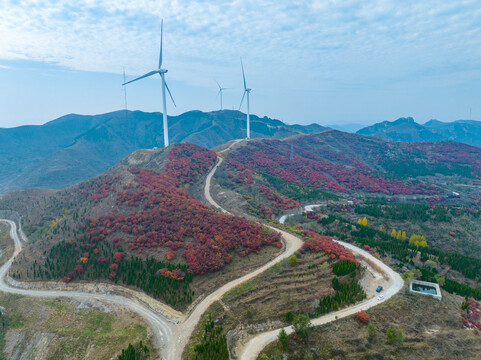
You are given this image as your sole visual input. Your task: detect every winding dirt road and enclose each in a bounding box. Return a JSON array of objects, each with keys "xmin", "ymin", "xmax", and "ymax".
[
  {"xmin": 0, "ymin": 139, "xmax": 403, "ymax": 360},
  {"xmin": 237, "ymin": 239, "xmax": 404, "ymax": 360},
  {"xmin": 0, "ymin": 219, "xmax": 175, "ymax": 355}
]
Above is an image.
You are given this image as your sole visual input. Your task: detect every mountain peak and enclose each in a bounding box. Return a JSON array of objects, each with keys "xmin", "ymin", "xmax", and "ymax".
[{"xmin": 393, "ymin": 117, "xmax": 415, "ymax": 124}]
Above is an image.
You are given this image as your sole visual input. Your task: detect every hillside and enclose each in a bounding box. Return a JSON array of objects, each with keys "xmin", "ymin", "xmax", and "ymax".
[
  {"xmin": 0, "ymin": 109, "xmax": 327, "ymax": 194},
  {"xmin": 1, "ymin": 142, "xmax": 282, "ymax": 309},
  {"xmin": 210, "ymin": 132, "xmax": 481, "ymax": 257},
  {"xmin": 357, "ymin": 117, "xmax": 481, "ymax": 146},
  {"xmin": 260, "ymin": 291, "xmax": 481, "ymax": 360},
  {"xmin": 224, "ymin": 130, "xmax": 481, "ymax": 198}
]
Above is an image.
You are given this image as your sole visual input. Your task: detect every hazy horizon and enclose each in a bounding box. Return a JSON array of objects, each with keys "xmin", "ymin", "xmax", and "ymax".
[{"xmin": 2, "ymin": 107, "xmax": 478, "ymax": 131}]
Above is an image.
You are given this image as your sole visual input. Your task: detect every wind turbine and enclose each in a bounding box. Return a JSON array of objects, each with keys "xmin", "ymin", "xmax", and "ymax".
[
  {"xmin": 238, "ymin": 58, "xmax": 251, "ymax": 139},
  {"xmin": 122, "ymin": 68, "xmax": 128, "ymax": 116},
  {"xmin": 215, "ymin": 80, "xmax": 229, "ymax": 110},
  {"xmin": 122, "ymin": 19, "xmax": 176, "ymax": 148}
]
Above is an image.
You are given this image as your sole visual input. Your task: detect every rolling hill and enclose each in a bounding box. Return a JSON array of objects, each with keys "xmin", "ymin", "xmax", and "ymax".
[
  {"xmin": 224, "ymin": 130, "xmax": 481, "ymax": 198},
  {"xmin": 0, "ymin": 109, "xmax": 327, "ymax": 195},
  {"xmin": 1, "ymin": 142, "xmax": 282, "ymax": 309},
  {"xmin": 357, "ymin": 117, "xmax": 481, "ymax": 146}
]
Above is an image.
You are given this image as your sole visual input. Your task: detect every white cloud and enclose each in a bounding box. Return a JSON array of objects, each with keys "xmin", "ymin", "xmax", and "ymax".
[{"xmin": 0, "ymin": 0, "xmax": 480, "ymax": 90}]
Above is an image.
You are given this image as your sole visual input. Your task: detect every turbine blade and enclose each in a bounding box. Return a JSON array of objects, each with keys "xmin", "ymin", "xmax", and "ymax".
[
  {"xmin": 165, "ymin": 80, "xmax": 176, "ymax": 107},
  {"xmin": 239, "ymin": 90, "xmax": 246, "ymax": 110},
  {"xmin": 215, "ymin": 79, "xmax": 221, "ymax": 90},
  {"xmin": 159, "ymin": 19, "xmax": 163, "ymax": 69},
  {"xmin": 122, "ymin": 70, "xmax": 158, "ymax": 85},
  {"xmin": 241, "ymin": 58, "xmax": 246, "ymax": 90}
]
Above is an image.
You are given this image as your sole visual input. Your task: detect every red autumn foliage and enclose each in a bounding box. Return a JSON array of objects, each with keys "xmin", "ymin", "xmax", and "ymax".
[
  {"xmin": 303, "ymin": 229, "xmax": 357, "ymax": 264},
  {"xmin": 225, "ymin": 134, "xmax": 472, "ymax": 195},
  {"xmin": 259, "ymin": 185, "xmax": 300, "ymax": 211},
  {"xmin": 63, "ymin": 276, "xmax": 71, "ymax": 283},
  {"xmin": 165, "ymin": 250, "xmax": 176, "ymax": 261},
  {"xmin": 74, "ymin": 265, "xmax": 84, "ymax": 273},
  {"xmin": 91, "ymin": 177, "xmax": 118, "ymax": 203},
  {"xmin": 109, "ymin": 263, "xmax": 118, "ymax": 271},
  {"xmin": 462, "ymin": 298, "xmax": 481, "ymax": 331},
  {"xmin": 75, "ymin": 143, "xmax": 281, "ymax": 275},
  {"xmin": 165, "ymin": 142, "xmax": 218, "ymax": 186},
  {"xmin": 356, "ymin": 310, "xmax": 370, "ymax": 324},
  {"xmin": 157, "ymin": 268, "xmax": 183, "ymax": 280},
  {"xmin": 113, "ymin": 252, "xmax": 124, "ymax": 263}
]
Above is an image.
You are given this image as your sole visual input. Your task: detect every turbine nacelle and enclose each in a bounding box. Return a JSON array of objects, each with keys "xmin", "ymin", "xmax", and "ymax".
[{"xmin": 159, "ymin": 69, "xmax": 168, "ymax": 74}]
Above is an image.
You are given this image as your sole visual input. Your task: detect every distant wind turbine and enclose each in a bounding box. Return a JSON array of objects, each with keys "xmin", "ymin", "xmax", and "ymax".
[
  {"xmin": 238, "ymin": 58, "xmax": 251, "ymax": 139},
  {"xmin": 122, "ymin": 68, "xmax": 128, "ymax": 115},
  {"xmin": 122, "ymin": 19, "xmax": 176, "ymax": 148},
  {"xmin": 215, "ymin": 80, "xmax": 230, "ymax": 110}
]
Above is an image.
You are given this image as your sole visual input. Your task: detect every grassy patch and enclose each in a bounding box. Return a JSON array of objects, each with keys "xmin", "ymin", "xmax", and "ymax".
[
  {"xmin": 226, "ymin": 280, "xmax": 257, "ymax": 298},
  {"xmin": 0, "ymin": 294, "xmax": 150, "ymax": 359}
]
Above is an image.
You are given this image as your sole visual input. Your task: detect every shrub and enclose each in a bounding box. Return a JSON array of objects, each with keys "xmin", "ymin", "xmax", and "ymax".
[
  {"xmin": 285, "ymin": 311, "xmax": 293, "ymax": 323},
  {"xmin": 290, "ymin": 255, "xmax": 298, "ymax": 266},
  {"xmin": 355, "ymin": 310, "xmax": 370, "ymax": 324},
  {"xmin": 367, "ymin": 323, "xmax": 376, "ymax": 340},
  {"xmin": 293, "ymin": 314, "xmax": 312, "ymax": 340},
  {"xmin": 386, "ymin": 327, "xmax": 404, "ymax": 345}
]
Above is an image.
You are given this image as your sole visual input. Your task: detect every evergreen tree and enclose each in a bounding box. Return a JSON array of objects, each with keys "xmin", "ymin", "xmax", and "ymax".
[{"xmin": 278, "ymin": 328, "xmax": 289, "ymax": 350}]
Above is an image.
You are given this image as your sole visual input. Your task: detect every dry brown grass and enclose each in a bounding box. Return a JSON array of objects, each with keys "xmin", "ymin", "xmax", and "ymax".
[
  {"xmin": 0, "ymin": 293, "xmax": 151, "ymax": 360},
  {"xmin": 261, "ymin": 290, "xmax": 481, "ymax": 360}
]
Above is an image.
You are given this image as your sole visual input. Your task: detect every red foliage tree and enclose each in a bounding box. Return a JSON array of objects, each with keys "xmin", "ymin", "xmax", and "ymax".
[
  {"xmin": 165, "ymin": 250, "xmax": 176, "ymax": 261},
  {"xmin": 356, "ymin": 311, "xmax": 370, "ymax": 324}
]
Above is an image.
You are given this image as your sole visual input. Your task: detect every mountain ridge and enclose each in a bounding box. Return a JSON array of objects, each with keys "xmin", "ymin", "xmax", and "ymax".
[
  {"xmin": 357, "ymin": 117, "xmax": 481, "ymax": 145},
  {"xmin": 0, "ymin": 109, "xmax": 329, "ymax": 194}
]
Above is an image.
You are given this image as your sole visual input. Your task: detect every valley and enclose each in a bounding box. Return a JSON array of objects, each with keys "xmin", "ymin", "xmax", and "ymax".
[
  {"xmin": 3, "ymin": 2, "xmax": 481, "ymax": 359},
  {"xmin": 0, "ymin": 132, "xmax": 480, "ymax": 359}
]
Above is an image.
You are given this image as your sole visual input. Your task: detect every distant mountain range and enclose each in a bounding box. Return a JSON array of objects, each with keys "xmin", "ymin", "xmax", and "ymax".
[
  {"xmin": 0, "ymin": 109, "xmax": 327, "ymax": 194},
  {"xmin": 357, "ymin": 117, "xmax": 481, "ymax": 146}
]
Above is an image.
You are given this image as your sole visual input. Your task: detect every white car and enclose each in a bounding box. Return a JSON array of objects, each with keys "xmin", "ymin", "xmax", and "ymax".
[{"xmin": 377, "ymin": 295, "xmax": 385, "ymax": 301}]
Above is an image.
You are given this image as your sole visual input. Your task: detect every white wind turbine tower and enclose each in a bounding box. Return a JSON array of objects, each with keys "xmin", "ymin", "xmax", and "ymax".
[
  {"xmin": 215, "ymin": 80, "xmax": 229, "ymax": 110},
  {"xmin": 238, "ymin": 58, "xmax": 251, "ymax": 139},
  {"xmin": 122, "ymin": 19, "xmax": 176, "ymax": 147}
]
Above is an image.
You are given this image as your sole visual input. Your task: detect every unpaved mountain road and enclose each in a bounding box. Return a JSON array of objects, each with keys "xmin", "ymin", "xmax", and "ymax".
[
  {"xmin": 0, "ymin": 138, "xmax": 403, "ymax": 360},
  {"xmin": 204, "ymin": 153, "xmax": 403, "ymax": 360},
  {"xmin": 0, "ymin": 219, "xmax": 175, "ymax": 356},
  {"xmin": 237, "ymin": 239, "xmax": 404, "ymax": 360}
]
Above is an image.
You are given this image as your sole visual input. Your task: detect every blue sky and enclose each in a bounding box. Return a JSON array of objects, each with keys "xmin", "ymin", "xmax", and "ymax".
[{"xmin": 0, "ymin": 0, "xmax": 480, "ymax": 128}]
